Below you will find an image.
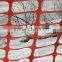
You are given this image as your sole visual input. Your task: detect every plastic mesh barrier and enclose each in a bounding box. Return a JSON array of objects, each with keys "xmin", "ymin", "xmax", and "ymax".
[{"xmin": 0, "ymin": 0, "xmax": 62, "ymax": 62}]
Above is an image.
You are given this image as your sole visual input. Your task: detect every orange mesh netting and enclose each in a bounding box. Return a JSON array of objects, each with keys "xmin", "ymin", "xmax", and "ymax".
[{"xmin": 0, "ymin": 0, "xmax": 62, "ymax": 62}]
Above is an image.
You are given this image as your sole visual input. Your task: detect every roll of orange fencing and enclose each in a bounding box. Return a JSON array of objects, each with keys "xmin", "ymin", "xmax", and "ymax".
[{"xmin": 0, "ymin": 0, "xmax": 62, "ymax": 62}]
